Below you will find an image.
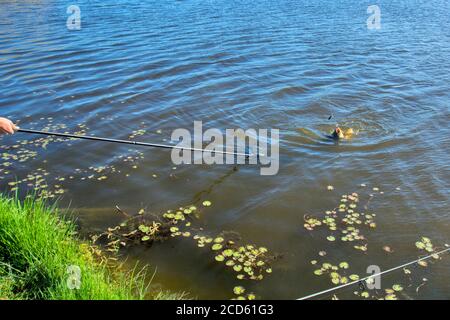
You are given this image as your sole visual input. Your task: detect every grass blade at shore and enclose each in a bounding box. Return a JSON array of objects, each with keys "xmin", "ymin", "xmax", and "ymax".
[{"xmin": 0, "ymin": 194, "xmax": 150, "ymax": 300}]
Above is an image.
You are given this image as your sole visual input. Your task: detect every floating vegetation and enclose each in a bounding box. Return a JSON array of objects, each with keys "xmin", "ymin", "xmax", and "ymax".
[
  {"xmin": 95, "ymin": 205, "xmax": 201, "ymax": 252},
  {"xmin": 415, "ymin": 237, "xmax": 434, "ymax": 253},
  {"xmin": 0, "ymin": 122, "xmax": 87, "ymax": 169},
  {"xmin": 311, "ymin": 250, "xmax": 416, "ymax": 300},
  {"xmin": 303, "ymin": 185, "xmax": 448, "ymax": 300},
  {"xmin": 206, "ymin": 236, "xmax": 275, "ymax": 282},
  {"xmin": 303, "ymin": 192, "xmax": 376, "ymax": 252},
  {"xmin": 1, "ymin": 120, "xmax": 150, "ymax": 200},
  {"xmin": 95, "ymin": 201, "xmax": 277, "ymax": 299},
  {"xmin": 2, "ymin": 119, "xmax": 278, "ymax": 299},
  {"xmin": 230, "ymin": 286, "xmax": 257, "ymax": 300},
  {"xmin": 312, "ymin": 259, "xmax": 358, "ymax": 285},
  {"xmin": 7, "ymin": 120, "xmax": 445, "ymax": 300},
  {"xmin": 233, "ymin": 286, "xmax": 245, "ymax": 295},
  {"xmin": 202, "ymin": 200, "xmax": 212, "ymax": 207}
]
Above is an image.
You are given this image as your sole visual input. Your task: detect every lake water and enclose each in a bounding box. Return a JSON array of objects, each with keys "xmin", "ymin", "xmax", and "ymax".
[{"xmin": 1, "ymin": 0, "xmax": 449, "ymax": 299}]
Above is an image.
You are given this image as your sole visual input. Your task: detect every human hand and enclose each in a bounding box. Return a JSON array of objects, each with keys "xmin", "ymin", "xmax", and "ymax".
[{"xmin": 0, "ymin": 117, "xmax": 19, "ymax": 135}]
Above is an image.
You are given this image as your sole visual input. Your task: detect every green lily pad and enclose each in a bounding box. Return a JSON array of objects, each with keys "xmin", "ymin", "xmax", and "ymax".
[
  {"xmin": 349, "ymin": 274, "xmax": 359, "ymax": 281},
  {"xmin": 421, "ymin": 237, "xmax": 431, "ymax": 243},
  {"xmin": 138, "ymin": 225, "xmax": 149, "ymax": 233},
  {"xmin": 330, "ymin": 272, "xmax": 340, "ymax": 279},
  {"xmin": 223, "ymin": 249, "xmax": 233, "ymax": 257},
  {"xmin": 225, "ymin": 260, "xmax": 235, "ymax": 267},
  {"xmin": 392, "ymin": 284, "xmax": 403, "ymax": 292},
  {"xmin": 415, "ymin": 241, "xmax": 426, "ymax": 250},
  {"xmin": 202, "ymin": 200, "xmax": 212, "ymax": 207},
  {"xmin": 243, "ymin": 266, "xmax": 252, "ymax": 273},
  {"xmin": 233, "ymin": 265, "xmax": 243, "ymax": 272},
  {"xmin": 214, "ymin": 237, "xmax": 224, "ymax": 243},
  {"xmin": 233, "ymin": 286, "xmax": 245, "ymax": 295}
]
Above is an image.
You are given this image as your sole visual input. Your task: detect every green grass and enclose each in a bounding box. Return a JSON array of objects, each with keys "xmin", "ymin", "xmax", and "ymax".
[{"xmin": 0, "ymin": 194, "xmax": 181, "ymax": 300}]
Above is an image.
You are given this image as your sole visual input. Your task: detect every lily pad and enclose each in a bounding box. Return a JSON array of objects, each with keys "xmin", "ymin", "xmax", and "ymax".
[
  {"xmin": 349, "ymin": 274, "xmax": 359, "ymax": 281},
  {"xmin": 233, "ymin": 286, "xmax": 245, "ymax": 295},
  {"xmin": 233, "ymin": 265, "xmax": 243, "ymax": 272},
  {"xmin": 392, "ymin": 284, "xmax": 403, "ymax": 292},
  {"xmin": 202, "ymin": 200, "xmax": 212, "ymax": 207}
]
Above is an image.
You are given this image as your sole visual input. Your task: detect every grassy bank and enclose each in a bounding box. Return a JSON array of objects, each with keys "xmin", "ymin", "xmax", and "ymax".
[{"xmin": 0, "ymin": 194, "xmax": 171, "ymax": 300}]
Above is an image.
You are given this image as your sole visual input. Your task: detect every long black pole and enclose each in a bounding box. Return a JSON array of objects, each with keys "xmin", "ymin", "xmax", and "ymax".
[{"xmin": 17, "ymin": 128, "xmax": 251, "ymax": 157}]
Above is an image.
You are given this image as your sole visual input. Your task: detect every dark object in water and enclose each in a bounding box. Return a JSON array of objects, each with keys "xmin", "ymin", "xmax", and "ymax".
[
  {"xmin": 326, "ymin": 127, "xmax": 355, "ymax": 140},
  {"xmin": 328, "ymin": 127, "xmax": 344, "ymax": 140}
]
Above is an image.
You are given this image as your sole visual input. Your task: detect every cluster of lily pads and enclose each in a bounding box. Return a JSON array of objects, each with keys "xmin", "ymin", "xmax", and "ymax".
[
  {"xmin": 415, "ymin": 237, "xmax": 435, "ymax": 253},
  {"xmin": 231, "ymin": 286, "xmax": 256, "ymax": 300},
  {"xmin": 209, "ymin": 237, "xmax": 273, "ymax": 281},
  {"xmin": 191, "ymin": 228, "xmax": 275, "ymax": 298},
  {"xmin": 305, "ymin": 186, "xmax": 448, "ymax": 300},
  {"xmin": 311, "ymin": 250, "xmax": 412, "ymax": 300},
  {"xmin": 312, "ymin": 260, "xmax": 359, "ymax": 285},
  {"xmin": 352, "ymin": 284, "xmax": 404, "ymax": 300},
  {"xmin": 304, "ymin": 192, "xmax": 375, "ymax": 252},
  {"xmin": 96, "ymin": 200, "xmax": 276, "ymax": 299},
  {"xmin": 310, "ymin": 188, "xmax": 440, "ymax": 300}
]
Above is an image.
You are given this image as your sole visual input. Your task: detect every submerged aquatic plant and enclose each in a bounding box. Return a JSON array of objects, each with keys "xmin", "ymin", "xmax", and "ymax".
[
  {"xmin": 96, "ymin": 201, "xmax": 277, "ymax": 299},
  {"xmin": 95, "ymin": 204, "xmax": 201, "ymax": 252}
]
